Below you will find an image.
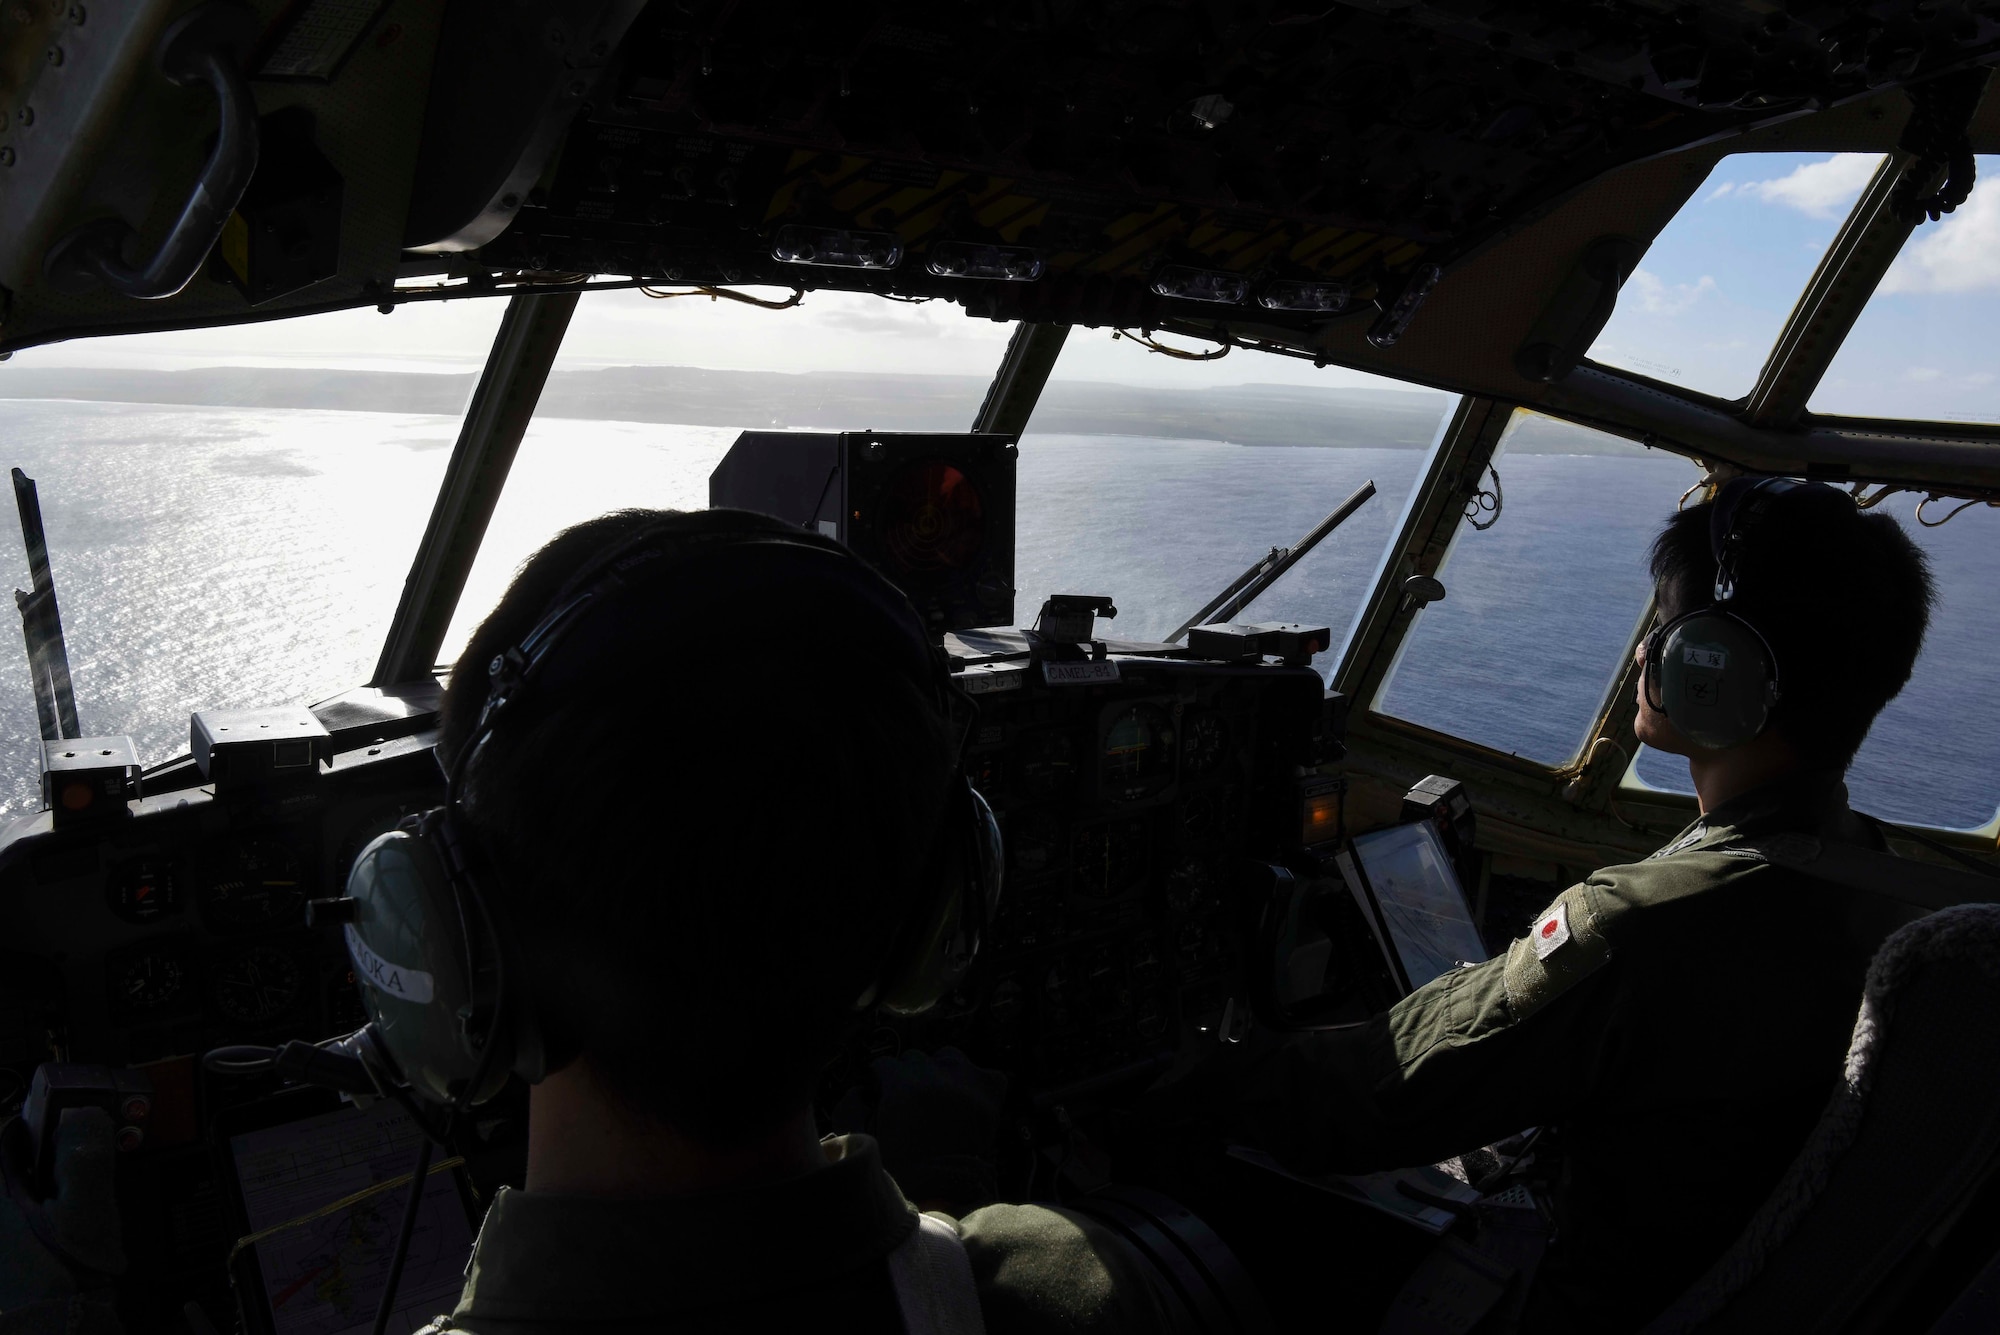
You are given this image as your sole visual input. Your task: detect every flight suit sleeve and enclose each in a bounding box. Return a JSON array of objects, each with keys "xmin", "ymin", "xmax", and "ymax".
[
  {"xmin": 955, "ymin": 1203, "xmax": 1180, "ymax": 1334},
  {"xmin": 1214, "ymin": 878, "xmax": 1630, "ymax": 1174}
]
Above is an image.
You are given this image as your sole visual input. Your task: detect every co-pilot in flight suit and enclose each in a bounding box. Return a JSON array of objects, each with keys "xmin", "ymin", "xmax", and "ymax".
[{"xmin": 1210, "ymin": 771, "xmax": 1886, "ymax": 1333}]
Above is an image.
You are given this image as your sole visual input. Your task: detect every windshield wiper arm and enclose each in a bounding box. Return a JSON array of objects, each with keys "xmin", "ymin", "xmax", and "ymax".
[
  {"xmin": 12, "ymin": 468, "xmax": 79, "ymax": 741},
  {"xmin": 1166, "ymin": 479, "xmax": 1377, "ymax": 644}
]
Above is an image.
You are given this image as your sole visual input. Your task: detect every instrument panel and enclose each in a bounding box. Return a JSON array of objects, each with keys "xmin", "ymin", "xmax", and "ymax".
[
  {"xmin": 0, "ymin": 737, "xmax": 442, "ymax": 1085},
  {"xmin": 851, "ymin": 652, "xmax": 1326, "ymax": 1099}
]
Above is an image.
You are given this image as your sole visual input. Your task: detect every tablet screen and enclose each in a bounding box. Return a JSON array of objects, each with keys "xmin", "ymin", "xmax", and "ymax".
[
  {"xmin": 228, "ymin": 1100, "xmax": 474, "ymax": 1335},
  {"xmin": 1351, "ymin": 820, "xmax": 1488, "ymax": 991}
]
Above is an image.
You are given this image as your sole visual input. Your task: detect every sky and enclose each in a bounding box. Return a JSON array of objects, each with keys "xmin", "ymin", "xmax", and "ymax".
[
  {"xmin": 8, "ymin": 153, "xmax": 1997, "ymax": 418},
  {"xmin": 1589, "ymin": 151, "xmax": 2000, "ymax": 424}
]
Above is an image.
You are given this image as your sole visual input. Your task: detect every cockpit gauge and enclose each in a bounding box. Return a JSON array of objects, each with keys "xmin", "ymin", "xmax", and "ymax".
[
  {"xmin": 1072, "ymin": 819, "xmax": 1148, "ymax": 899},
  {"xmin": 108, "ymin": 945, "xmax": 190, "ymax": 1013},
  {"xmin": 199, "ymin": 842, "xmax": 307, "ymax": 930},
  {"xmin": 1180, "ymin": 710, "xmax": 1227, "ymax": 775},
  {"xmin": 209, "ymin": 945, "xmax": 304, "ymax": 1026},
  {"xmin": 1016, "ymin": 731, "xmax": 1076, "ymax": 799},
  {"xmin": 1101, "ymin": 704, "xmax": 1175, "ymax": 803},
  {"xmin": 1006, "ymin": 811, "xmax": 1065, "ymax": 878},
  {"xmin": 1179, "ymin": 783, "xmax": 1240, "ymax": 847},
  {"xmin": 106, "ymin": 860, "xmax": 180, "ymax": 923}
]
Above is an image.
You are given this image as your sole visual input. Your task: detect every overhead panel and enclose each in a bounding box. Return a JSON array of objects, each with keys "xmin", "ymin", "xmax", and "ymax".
[
  {"xmin": 6, "ymin": 1, "xmax": 2000, "ymax": 354},
  {"xmin": 472, "ymin": 1, "xmax": 2000, "ymax": 333}
]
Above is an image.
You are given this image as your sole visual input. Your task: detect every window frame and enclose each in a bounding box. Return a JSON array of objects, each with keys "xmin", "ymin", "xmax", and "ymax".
[{"xmin": 1335, "ymin": 403, "xmax": 1687, "ymax": 778}]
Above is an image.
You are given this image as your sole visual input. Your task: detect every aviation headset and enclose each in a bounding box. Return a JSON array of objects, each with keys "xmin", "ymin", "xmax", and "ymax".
[
  {"xmin": 1642, "ymin": 476, "xmax": 1855, "ymax": 750},
  {"xmin": 339, "ymin": 510, "xmax": 1005, "ymax": 1109}
]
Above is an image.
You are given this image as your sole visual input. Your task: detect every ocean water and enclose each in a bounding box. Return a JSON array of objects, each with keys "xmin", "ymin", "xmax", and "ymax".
[{"xmin": 1, "ymin": 399, "xmax": 1996, "ymax": 830}]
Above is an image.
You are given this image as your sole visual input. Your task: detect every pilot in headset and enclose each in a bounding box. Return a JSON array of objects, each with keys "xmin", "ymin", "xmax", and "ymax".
[
  {"xmin": 1, "ymin": 508, "xmax": 1180, "ymax": 1333},
  {"xmin": 1150, "ymin": 478, "xmax": 1940, "ymax": 1333}
]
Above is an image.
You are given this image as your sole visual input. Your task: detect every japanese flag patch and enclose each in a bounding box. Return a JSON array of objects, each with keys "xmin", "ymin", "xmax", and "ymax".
[{"xmin": 1531, "ymin": 901, "xmax": 1571, "ymax": 960}]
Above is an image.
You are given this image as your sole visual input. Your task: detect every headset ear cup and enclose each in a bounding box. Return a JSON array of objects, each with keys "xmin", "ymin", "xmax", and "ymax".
[
  {"xmin": 1656, "ymin": 611, "xmax": 1778, "ymax": 750},
  {"xmin": 873, "ymin": 780, "xmax": 1004, "ymax": 1016},
  {"xmin": 343, "ymin": 827, "xmax": 492, "ymax": 1102},
  {"xmin": 344, "ymin": 819, "xmax": 517, "ymax": 1104}
]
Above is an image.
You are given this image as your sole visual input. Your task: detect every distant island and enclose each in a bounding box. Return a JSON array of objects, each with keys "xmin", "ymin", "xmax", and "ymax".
[{"xmin": 0, "ymin": 364, "xmax": 1649, "ymax": 456}]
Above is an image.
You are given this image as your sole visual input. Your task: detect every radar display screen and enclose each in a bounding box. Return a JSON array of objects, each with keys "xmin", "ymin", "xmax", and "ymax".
[{"xmin": 882, "ymin": 458, "xmax": 984, "ymax": 579}]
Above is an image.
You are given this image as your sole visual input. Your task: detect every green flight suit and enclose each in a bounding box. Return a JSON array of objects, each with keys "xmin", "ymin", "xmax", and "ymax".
[
  {"xmin": 1215, "ymin": 771, "xmax": 1886, "ymax": 1332},
  {"xmin": 412, "ymin": 1133, "xmax": 1176, "ymax": 1333}
]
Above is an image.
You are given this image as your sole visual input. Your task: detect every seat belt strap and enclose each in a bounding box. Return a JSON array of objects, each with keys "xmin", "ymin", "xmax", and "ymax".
[
  {"xmin": 887, "ymin": 1212, "xmax": 986, "ymax": 1335},
  {"xmin": 1750, "ymin": 837, "xmax": 2000, "ymax": 913}
]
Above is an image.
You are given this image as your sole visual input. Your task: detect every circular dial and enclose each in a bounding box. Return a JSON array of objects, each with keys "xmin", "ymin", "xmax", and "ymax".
[
  {"xmin": 201, "ymin": 842, "xmax": 306, "ymax": 929},
  {"xmin": 1101, "ymin": 704, "xmax": 1176, "ymax": 802},
  {"xmin": 111, "ymin": 948, "xmax": 187, "ymax": 1011},
  {"xmin": 210, "ymin": 945, "xmax": 304, "ymax": 1025},
  {"xmin": 107, "ymin": 860, "xmax": 180, "ymax": 923},
  {"xmin": 1180, "ymin": 783, "xmax": 1240, "ymax": 846},
  {"xmin": 1181, "ymin": 710, "xmax": 1227, "ymax": 775}
]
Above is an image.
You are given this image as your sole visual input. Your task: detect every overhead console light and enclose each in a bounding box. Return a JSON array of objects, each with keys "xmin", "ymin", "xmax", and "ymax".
[
  {"xmin": 1366, "ymin": 262, "xmax": 1443, "ymax": 349},
  {"xmin": 1257, "ymin": 279, "xmax": 1352, "ymax": 313},
  {"xmin": 927, "ymin": 241, "xmax": 1045, "ymax": 281},
  {"xmin": 1150, "ymin": 265, "xmax": 1249, "ymax": 305},
  {"xmin": 771, "ymin": 225, "xmax": 903, "ymax": 269}
]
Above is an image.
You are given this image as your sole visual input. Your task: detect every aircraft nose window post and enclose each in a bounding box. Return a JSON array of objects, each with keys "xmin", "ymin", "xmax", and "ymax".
[{"xmin": 6, "ymin": 6, "xmax": 2000, "ymax": 1334}]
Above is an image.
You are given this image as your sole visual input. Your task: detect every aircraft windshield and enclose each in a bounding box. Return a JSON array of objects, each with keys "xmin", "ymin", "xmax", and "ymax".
[
  {"xmin": 2, "ymin": 286, "xmax": 1992, "ymax": 835},
  {"xmin": 0, "ymin": 302, "xmax": 507, "ymax": 818},
  {"xmin": 1586, "ymin": 152, "xmax": 1885, "ymax": 400},
  {"xmin": 436, "ymin": 287, "xmax": 1008, "ymax": 662},
  {"xmin": 1810, "ymin": 156, "xmax": 2000, "ymax": 425},
  {"xmin": 439, "ymin": 293, "xmax": 1456, "ymax": 673}
]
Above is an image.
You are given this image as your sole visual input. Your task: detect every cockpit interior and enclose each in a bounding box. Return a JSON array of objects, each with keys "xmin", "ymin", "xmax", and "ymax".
[{"xmin": 3, "ymin": 2, "xmax": 2000, "ymax": 1332}]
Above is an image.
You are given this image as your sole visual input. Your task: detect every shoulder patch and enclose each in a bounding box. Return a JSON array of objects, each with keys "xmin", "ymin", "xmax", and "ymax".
[
  {"xmin": 1530, "ymin": 900, "xmax": 1570, "ymax": 959},
  {"xmin": 1503, "ymin": 886, "xmax": 1612, "ymax": 1021}
]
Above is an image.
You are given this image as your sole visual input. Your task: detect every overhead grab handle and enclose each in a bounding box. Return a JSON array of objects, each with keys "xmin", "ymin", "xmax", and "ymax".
[
  {"xmin": 1513, "ymin": 235, "xmax": 1643, "ymax": 384},
  {"xmin": 44, "ymin": 3, "xmax": 261, "ymax": 301}
]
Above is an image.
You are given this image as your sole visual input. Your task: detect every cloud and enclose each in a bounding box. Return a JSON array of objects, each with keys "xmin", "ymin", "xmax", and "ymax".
[
  {"xmin": 1903, "ymin": 367, "xmax": 1944, "ymax": 382},
  {"xmin": 1709, "ymin": 154, "xmax": 1883, "ymax": 219},
  {"xmin": 1625, "ymin": 268, "xmax": 1717, "ymax": 315},
  {"xmin": 1879, "ymin": 179, "xmax": 2000, "ymax": 294}
]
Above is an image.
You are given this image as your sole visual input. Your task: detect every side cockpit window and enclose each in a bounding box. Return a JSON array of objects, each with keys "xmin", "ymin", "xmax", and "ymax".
[
  {"xmin": 1375, "ymin": 410, "xmax": 1700, "ymax": 766},
  {"xmin": 0, "ymin": 302, "xmax": 508, "ymax": 817}
]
